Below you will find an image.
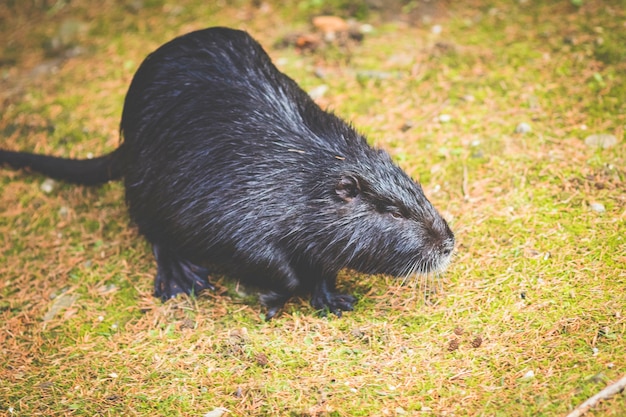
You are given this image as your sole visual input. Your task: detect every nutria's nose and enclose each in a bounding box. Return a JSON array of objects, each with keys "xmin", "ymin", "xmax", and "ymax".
[
  {"xmin": 426, "ymin": 216, "xmax": 455, "ymax": 257},
  {"xmin": 429, "ymin": 214, "xmax": 454, "ymax": 254},
  {"xmin": 441, "ymin": 238, "xmax": 455, "ymax": 257}
]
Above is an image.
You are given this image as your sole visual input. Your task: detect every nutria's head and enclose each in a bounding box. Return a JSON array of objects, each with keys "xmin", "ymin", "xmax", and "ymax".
[{"xmin": 300, "ymin": 145, "xmax": 455, "ymax": 278}]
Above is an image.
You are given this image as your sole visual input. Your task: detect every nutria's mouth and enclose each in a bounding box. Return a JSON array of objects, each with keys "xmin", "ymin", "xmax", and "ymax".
[{"xmin": 401, "ymin": 246, "xmax": 455, "ymax": 278}]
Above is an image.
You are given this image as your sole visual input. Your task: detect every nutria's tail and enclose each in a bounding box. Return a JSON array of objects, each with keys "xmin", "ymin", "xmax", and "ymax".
[{"xmin": 0, "ymin": 145, "xmax": 125, "ymax": 185}]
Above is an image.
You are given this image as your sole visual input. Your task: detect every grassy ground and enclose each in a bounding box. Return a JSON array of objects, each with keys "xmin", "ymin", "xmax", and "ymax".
[{"xmin": 1, "ymin": 0, "xmax": 624, "ymax": 416}]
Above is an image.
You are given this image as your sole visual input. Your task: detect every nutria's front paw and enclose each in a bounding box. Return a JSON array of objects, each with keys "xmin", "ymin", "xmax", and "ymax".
[{"xmin": 310, "ymin": 292, "xmax": 357, "ymax": 317}]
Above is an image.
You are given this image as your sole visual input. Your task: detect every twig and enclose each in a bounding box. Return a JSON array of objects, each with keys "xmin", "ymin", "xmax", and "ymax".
[
  {"xmin": 566, "ymin": 375, "xmax": 626, "ymax": 417},
  {"xmin": 462, "ymin": 164, "xmax": 470, "ymax": 201}
]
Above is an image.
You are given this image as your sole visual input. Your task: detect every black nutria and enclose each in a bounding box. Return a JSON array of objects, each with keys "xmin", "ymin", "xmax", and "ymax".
[{"xmin": 0, "ymin": 27, "xmax": 454, "ymax": 319}]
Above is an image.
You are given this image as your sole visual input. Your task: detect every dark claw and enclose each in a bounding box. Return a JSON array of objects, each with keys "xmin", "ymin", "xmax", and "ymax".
[
  {"xmin": 259, "ymin": 290, "xmax": 292, "ymax": 321},
  {"xmin": 311, "ymin": 292, "xmax": 357, "ymax": 317},
  {"xmin": 180, "ymin": 262, "xmax": 216, "ymax": 292},
  {"xmin": 265, "ymin": 306, "xmax": 281, "ymax": 321},
  {"xmin": 153, "ymin": 245, "xmax": 214, "ymax": 300}
]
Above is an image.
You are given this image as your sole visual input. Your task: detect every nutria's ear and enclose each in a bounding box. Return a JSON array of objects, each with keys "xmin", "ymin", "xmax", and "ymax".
[{"xmin": 335, "ymin": 175, "xmax": 360, "ymax": 201}]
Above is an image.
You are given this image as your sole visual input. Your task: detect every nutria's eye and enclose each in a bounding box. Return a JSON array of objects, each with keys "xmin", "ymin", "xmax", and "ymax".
[{"xmin": 386, "ymin": 207, "xmax": 403, "ymax": 219}]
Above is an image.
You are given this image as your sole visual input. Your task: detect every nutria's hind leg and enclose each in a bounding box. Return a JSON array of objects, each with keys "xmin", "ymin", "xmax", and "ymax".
[
  {"xmin": 310, "ymin": 276, "xmax": 357, "ymax": 318},
  {"xmin": 152, "ymin": 244, "xmax": 215, "ymax": 300}
]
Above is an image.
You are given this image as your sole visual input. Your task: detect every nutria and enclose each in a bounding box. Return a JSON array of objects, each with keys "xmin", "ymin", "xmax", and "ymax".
[{"xmin": 0, "ymin": 27, "xmax": 454, "ymax": 319}]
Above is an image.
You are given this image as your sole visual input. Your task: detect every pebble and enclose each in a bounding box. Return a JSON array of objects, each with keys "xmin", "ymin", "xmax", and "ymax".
[
  {"xmin": 313, "ymin": 67, "xmax": 326, "ymax": 79},
  {"xmin": 30, "ymin": 60, "xmax": 62, "ymax": 78},
  {"xmin": 40, "ymin": 178, "xmax": 56, "ymax": 194},
  {"xmin": 203, "ymin": 408, "xmax": 229, "ymax": 417},
  {"xmin": 308, "ymin": 84, "xmax": 328, "ymax": 100},
  {"xmin": 584, "ymin": 133, "xmax": 618, "ymax": 149},
  {"xmin": 471, "ymin": 149, "xmax": 484, "ymax": 158},
  {"xmin": 274, "ymin": 57, "xmax": 288, "ymax": 66},
  {"xmin": 360, "ymin": 23, "xmax": 374, "ymax": 34},
  {"xmin": 43, "ymin": 293, "xmax": 79, "ymax": 321},
  {"xmin": 589, "ymin": 202, "xmax": 605, "ymax": 213},
  {"xmin": 522, "ymin": 370, "xmax": 535, "ymax": 379},
  {"xmin": 58, "ymin": 206, "xmax": 69, "ymax": 217},
  {"xmin": 129, "ymin": 0, "xmax": 144, "ymax": 12},
  {"xmin": 356, "ymin": 70, "xmax": 397, "ymax": 80},
  {"xmin": 514, "ymin": 122, "xmax": 532, "ymax": 134},
  {"xmin": 439, "ymin": 114, "xmax": 452, "ymax": 123},
  {"xmin": 45, "ymin": 19, "xmax": 89, "ymax": 57}
]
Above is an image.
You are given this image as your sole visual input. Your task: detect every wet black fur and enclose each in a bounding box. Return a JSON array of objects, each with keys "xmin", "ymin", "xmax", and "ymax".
[{"xmin": 0, "ymin": 27, "xmax": 454, "ymax": 319}]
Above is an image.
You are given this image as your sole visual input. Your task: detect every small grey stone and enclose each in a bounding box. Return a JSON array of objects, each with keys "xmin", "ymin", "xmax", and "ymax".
[
  {"xmin": 515, "ymin": 122, "xmax": 532, "ymax": 134},
  {"xmin": 129, "ymin": 0, "xmax": 144, "ymax": 12},
  {"xmin": 29, "ymin": 60, "xmax": 62, "ymax": 78},
  {"xmin": 313, "ymin": 67, "xmax": 326, "ymax": 79},
  {"xmin": 359, "ymin": 23, "xmax": 374, "ymax": 34},
  {"xmin": 356, "ymin": 70, "xmax": 398, "ymax": 81},
  {"xmin": 462, "ymin": 94, "xmax": 475, "ymax": 102},
  {"xmin": 308, "ymin": 84, "xmax": 328, "ymax": 100},
  {"xmin": 589, "ymin": 202, "xmax": 605, "ymax": 213},
  {"xmin": 584, "ymin": 134, "xmax": 618, "ymax": 149},
  {"xmin": 203, "ymin": 408, "xmax": 229, "ymax": 417},
  {"xmin": 43, "ymin": 293, "xmax": 79, "ymax": 321},
  {"xmin": 40, "ymin": 178, "xmax": 56, "ymax": 194},
  {"xmin": 45, "ymin": 19, "xmax": 89, "ymax": 56},
  {"xmin": 58, "ymin": 206, "xmax": 69, "ymax": 217}
]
